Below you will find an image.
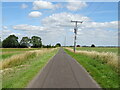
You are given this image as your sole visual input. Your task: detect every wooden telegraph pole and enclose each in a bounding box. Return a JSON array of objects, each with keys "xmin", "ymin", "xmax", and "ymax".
[{"xmin": 71, "ymin": 20, "xmax": 83, "ymax": 53}]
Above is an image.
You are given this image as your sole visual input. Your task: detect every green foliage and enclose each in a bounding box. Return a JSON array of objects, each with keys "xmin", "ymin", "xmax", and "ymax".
[
  {"xmin": 55, "ymin": 43, "xmax": 61, "ymax": 47},
  {"xmin": 65, "ymin": 49, "xmax": 119, "ymax": 88},
  {"xmin": 20, "ymin": 37, "xmax": 30, "ymax": 48},
  {"xmin": 91, "ymin": 44, "xmax": 95, "ymax": 47},
  {"xmin": 2, "ymin": 35, "xmax": 19, "ymax": 48},
  {"xmin": 31, "ymin": 36, "xmax": 42, "ymax": 48},
  {"xmin": 2, "ymin": 35, "xmax": 43, "ymax": 48},
  {"xmin": 42, "ymin": 44, "xmax": 56, "ymax": 48}
]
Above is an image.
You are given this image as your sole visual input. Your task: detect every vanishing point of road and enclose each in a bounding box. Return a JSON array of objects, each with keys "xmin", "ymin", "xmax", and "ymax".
[{"xmin": 27, "ymin": 48, "xmax": 101, "ymax": 88}]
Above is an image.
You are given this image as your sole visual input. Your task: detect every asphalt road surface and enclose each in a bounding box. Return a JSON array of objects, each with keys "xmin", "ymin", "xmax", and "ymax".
[{"xmin": 27, "ymin": 48, "xmax": 101, "ymax": 88}]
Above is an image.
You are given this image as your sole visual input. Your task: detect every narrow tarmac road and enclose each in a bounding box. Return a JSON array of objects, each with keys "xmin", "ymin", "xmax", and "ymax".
[{"xmin": 27, "ymin": 48, "xmax": 101, "ymax": 88}]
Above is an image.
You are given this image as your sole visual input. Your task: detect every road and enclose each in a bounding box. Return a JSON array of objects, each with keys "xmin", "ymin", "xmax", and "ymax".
[{"xmin": 27, "ymin": 48, "xmax": 101, "ymax": 88}]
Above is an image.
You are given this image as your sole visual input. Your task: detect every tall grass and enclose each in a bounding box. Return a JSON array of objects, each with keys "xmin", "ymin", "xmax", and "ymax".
[
  {"xmin": 1, "ymin": 48, "xmax": 56, "ymax": 69},
  {"xmin": 65, "ymin": 49, "xmax": 119, "ymax": 88},
  {"xmin": 1, "ymin": 48, "xmax": 39, "ymax": 52},
  {"xmin": 2, "ymin": 48, "xmax": 58, "ymax": 88},
  {"xmin": 1, "ymin": 48, "xmax": 41, "ymax": 61},
  {"xmin": 66, "ymin": 48, "xmax": 118, "ymax": 71},
  {"xmin": 1, "ymin": 52, "xmax": 26, "ymax": 61}
]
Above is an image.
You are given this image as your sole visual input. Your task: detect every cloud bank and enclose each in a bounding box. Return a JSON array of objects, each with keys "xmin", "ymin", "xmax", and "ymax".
[{"xmin": 12, "ymin": 12, "xmax": 118, "ymax": 46}]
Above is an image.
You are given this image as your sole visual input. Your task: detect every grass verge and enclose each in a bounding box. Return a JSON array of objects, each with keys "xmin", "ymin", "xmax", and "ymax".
[
  {"xmin": 66, "ymin": 47, "xmax": 118, "ymax": 72},
  {"xmin": 1, "ymin": 48, "xmax": 41, "ymax": 61},
  {"xmin": 2, "ymin": 48, "xmax": 58, "ymax": 88},
  {"xmin": 1, "ymin": 48, "xmax": 39, "ymax": 52},
  {"xmin": 1, "ymin": 52, "xmax": 24, "ymax": 61},
  {"xmin": 65, "ymin": 49, "xmax": 119, "ymax": 88}
]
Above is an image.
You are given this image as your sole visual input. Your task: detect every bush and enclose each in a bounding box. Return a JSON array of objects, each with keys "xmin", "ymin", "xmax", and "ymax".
[{"xmin": 91, "ymin": 44, "xmax": 95, "ymax": 47}]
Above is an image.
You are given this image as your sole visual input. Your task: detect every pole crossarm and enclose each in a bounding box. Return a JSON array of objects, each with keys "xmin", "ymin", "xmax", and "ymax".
[{"xmin": 71, "ymin": 20, "xmax": 83, "ymax": 23}]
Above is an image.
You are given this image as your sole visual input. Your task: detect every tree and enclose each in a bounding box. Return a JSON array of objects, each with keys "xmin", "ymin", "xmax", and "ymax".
[
  {"xmin": 91, "ymin": 44, "xmax": 95, "ymax": 47},
  {"xmin": 2, "ymin": 35, "xmax": 19, "ymax": 48},
  {"xmin": 20, "ymin": 37, "xmax": 30, "ymax": 48},
  {"xmin": 55, "ymin": 43, "xmax": 61, "ymax": 47},
  {"xmin": 77, "ymin": 45, "xmax": 80, "ymax": 47},
  {"xmin": 47, "ymin": 44, "xmax": 52, "ymax": 48},
  {"xmin": 31, "ymin": 36, "xmax": 42, "ymax": 48}
]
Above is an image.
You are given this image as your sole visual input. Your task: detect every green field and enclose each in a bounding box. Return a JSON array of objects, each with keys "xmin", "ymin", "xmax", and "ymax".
[
  {"xmin": 1, "ymin": 48, "xmax": 39, "ymax": 52},
  {"xmin": 2, "ymin": 48, "xmax": 58, "ymax": 88},
  {"xmin": 1, "ymin": 47, "xmax": 119, "ymax": 88},
  {"xmin": 75, "ymin": 47, "xmax": 118, "ymax": 54},
  {"xmin": 0, "ymin": 48, "xmax": 41, "ymax": 60},
  {"xmin": 65, "ymin": 48, "xmax": 119, "ymax": 88}
]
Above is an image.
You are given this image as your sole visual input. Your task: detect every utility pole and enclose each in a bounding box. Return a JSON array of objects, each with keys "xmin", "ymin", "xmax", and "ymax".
[
  {"xmin": 64, "ymin": 36, "xmax": 66, "ymax": 47},
  {"xmin": 71, "ymin": 20, "xmax": 83, "ymax": 53}
]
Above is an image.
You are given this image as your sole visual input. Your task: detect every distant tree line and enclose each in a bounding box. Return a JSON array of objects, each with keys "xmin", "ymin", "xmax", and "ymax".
[
  {"xmin": 65, "ymin": 44, "xmax": 96, "ymax": 47},
  {"xmin": 0, "ymin": 35, "xmax": 61, "ymax": 48},
  {"xmin": 43, "ymin": 43, "xmax": 61, "ymax": 48}
]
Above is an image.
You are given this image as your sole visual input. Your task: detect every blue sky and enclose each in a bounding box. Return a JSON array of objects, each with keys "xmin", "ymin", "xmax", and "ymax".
[
  {"xmin": 3, "ymin": 2, "xmax": 118, "ymax": 25},
  {"xmin": 1, "ymin": 1, "xmax": 118, "ymax": 46}
]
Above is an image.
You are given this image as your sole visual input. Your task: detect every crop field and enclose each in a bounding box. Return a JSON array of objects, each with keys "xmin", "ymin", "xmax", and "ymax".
[
  {"xmin": 1, "ymin": 47, "xmax": 119, "ymax": 88},
  {"xmin": 65, "ymin": 47, "xmax": 119, "ymax": 88},
  {"xmin": 0, "ymin": 48, "xmax": 40, "ymax": 61},
  {"xmin": 1, "ymin": 48, "xmax": 58, "ymax": 88},
  {"xmin": 75, "ymin": 47, "xmax": 118, "ymax": 53}
]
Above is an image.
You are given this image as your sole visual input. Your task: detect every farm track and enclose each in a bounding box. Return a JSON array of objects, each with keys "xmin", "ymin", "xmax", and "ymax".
[{"xmin": 27, "ymin": 48, "xmax": 101, "ymax": 88}]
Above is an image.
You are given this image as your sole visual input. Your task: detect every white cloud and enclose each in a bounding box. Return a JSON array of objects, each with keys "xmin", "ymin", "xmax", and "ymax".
[
  {"xmin": 84, "ymin": 21, "xmax": 118, "ymax": 29},
  {"xmin": 66, "ymin": 0, "xmax": 87, "ymax": 11},
  {"xmin": 28, "ymin": 11, "xmax": 42, "ymax": 18},
  {"xmin": 42, "ymin": 12, "xmax": 90, "ymax": 27},
  {"xmin": 33, "ymin": 0, "xmax": 60, "ymax": 10},
  {"xmin": 21, "ymin": 3, "xmax": 28, "ymax": 9},
  {"xmin": 1, "ymin": 26, "xmax": 11, "ymax": 40},
  {"xmin": 2, "ymin": 26, "xmax": 8, "ymax": 30},
  {"xmin": 2, "ymin": 30, "xmax": 12, "ymax": 40},
  {"xmin": 76, "ymin": 29, "xmax": 118, "ymax": 46},
  {"xmin": 1, "ymin": 26, "xmax": 22, "ymax": 40},
  {"xmin": 13, "ymin": 24, "xmax": 45, "ymax": 31},
  {"xmin": 12, "ymin": 12, "xmax": 118, "ymax": 46},
  {"xmin": 41, "ymin": 13, "xmax": 118, "ymax": 46}
]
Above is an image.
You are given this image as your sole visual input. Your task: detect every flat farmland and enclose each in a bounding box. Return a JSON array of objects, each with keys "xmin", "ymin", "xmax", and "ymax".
[
  {"xmin": 1, "ymin": 48, "xmax": 58, "ymax": 88},
  {"xmin": 65, "ymin": 47, "xmax": 119, "ymax": 88},
  {"xmin": 75, "ymin": 47, "xmax": 118, "ymax": 54},
  {"xmin": 0, "ymin": 48, "xmax": 40, "ymax": 60}
]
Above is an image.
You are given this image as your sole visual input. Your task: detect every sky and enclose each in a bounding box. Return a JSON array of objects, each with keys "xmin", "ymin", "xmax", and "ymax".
[{"xmin": 1, "ymin": 0, "xmax": 118, "ymax": 46}]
